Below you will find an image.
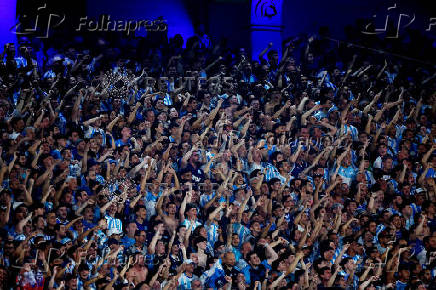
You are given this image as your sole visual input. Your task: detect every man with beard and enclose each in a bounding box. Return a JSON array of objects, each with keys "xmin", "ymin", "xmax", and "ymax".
[
  {"xmin": 206, "ymin": 251, "xmax": 241, "ymax": 289},
  {"xmin": 417, "ymin": 235, "xmax": 436, "ymax": 266},
  {"xmin": 180, "ymin": 148, "xmax": 205, "ymax": 184}
]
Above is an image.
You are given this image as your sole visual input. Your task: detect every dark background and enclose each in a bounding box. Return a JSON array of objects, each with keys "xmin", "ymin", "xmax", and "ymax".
[{"xmin": 13, "ymin": 0, "xmax": 436, "ymax": 62}]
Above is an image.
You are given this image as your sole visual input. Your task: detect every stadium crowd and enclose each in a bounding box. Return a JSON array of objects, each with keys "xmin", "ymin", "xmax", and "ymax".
[{"xmin": 0, "ymin": 26, "xmax": 435, "ymax": 290}]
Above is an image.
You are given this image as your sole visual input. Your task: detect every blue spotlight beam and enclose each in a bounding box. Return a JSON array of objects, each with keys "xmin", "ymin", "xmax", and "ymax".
[
  {"xmin": 250, "ymin": 0, "xmax": 283, "ymax": 61},
  {"xmin": 0, "ymin": 0, "xmax": 17, "ymax": 46}
]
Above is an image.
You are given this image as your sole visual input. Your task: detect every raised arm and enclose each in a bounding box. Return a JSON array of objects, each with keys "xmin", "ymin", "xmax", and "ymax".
[{"xmin": 258, "ymin": 42, "xmax": 273, "ymax": 62}]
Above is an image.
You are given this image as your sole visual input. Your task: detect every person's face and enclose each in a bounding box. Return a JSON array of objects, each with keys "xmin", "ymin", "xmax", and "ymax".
[
  {"xmin": 401, "ymin": 184, "xmax": 411, "ymax": 195},
  {"xmin": 187, "ymin": 207, "xmax": 197, "ymax": 219},
  {"xmin": 68, "ymin": 178, "xmax": 78, "ymax": 191},
  {"xmin": 223, "ymin": 252, "xmax": 236, "ymax": 267},
  {"xmin": 157, "ymin": 241, "xmax": 165, "ymax": 253},
  {"xmin": 191, "ymin": 280, "xmax": 202, "ymax": 290},
  {"xmin": 383, "ymin": 158, "xmax": 393, "ymax": 169},
  {"xmin": 63, "ymin": 149, "xmax": 72, "ymax": 160},
  {"xmin": 171, "ymin": 243, "xmax": 180, "ymax": 255},
  {"xmin": 185, "ymin": 263, "xmax": 194, "ymax": 273},
  {"xmin": 251, "ymin": 100, "xmax": 260, "ymax": 110},
  {"xmin": 36, "ymin": 216, "xmax": 45, "ymax": 229},
  {"xmin": 77, "ymin": 141, "xmax": 86, "ymax": 151},
  {"xmin": 348, "ymin": 202, "xmax": 357, "ymax": 213},
  {"xmin": 146, "ymin": 111, "xmax": 155, "ymax": 123},
  {"xmin": 57, "ymin": 225, "xmax": 66, "ymax": 237},
  {"xmin": 169, "ymin": 108, "xmax": 178, "ymax": 118},
  {"xmin": 232, "ymin": 234, "xmax": 240, "ymax": 247},
  {"xmin": 178, "ymin": 227, "xmax": 187, "ymax": 237},
  {"xmin": 88, "ymin": 169, "xmax": 96, "ymax": 180},
  {"xmin": 121, "ymin": 127, "xmax": 131, "ymax": 138},
  {"xmin": 191, "ymin": 151, "xmax": 200, "ymax": 163},
  {"xmin": 136, "ymin": 231, "xmax": 146, "ymax": 243},
  {"xmin": 363, "ymin": 230, "xmax": 374, "ymax": 243},
  {"xmin": 407, "ymin": 173, "xmax": 415, "ymax": 185},
  {"xmin": 157, "ymin": 112, "xmax": 167, "ymax": 122},
  {"xmin": 320, "ymin": 269, "xmax": 332, "ymax": 281},
  {"xmin": 323, "ymin": 249, "xmax": 334, "ymax": 260},
  {"xmin": 79, "ymin": 269, "xmax": 89, "ymax": 280},
  {"xmin": 271, "ymin": 180, "xmax": 280, "ymax": 191},
  {"xmin": 125, "ymin": 223, "xmax": 137, "ymax": 236},
  {"xmin": 57, "ymin": 137, "xmax": 67, "ymax": 148},
  {"xmin": 197, "ymin": 240, "xmax": 207, "ymax": 250},
  {"xmin": 399, "ymin": 269, "xmax": 410, "ymax": 281},
  {"xmin": 428, "ymin": 236, "xmax": 436, "ymax": 250},
  {"xmin": 283, "ymin": 195, "xmax": 294, "ymax": 207},
  {"xmin": 58, "ymin": 206, "xmax": 67, "ymax": 219},
  {"xmin": 428, "ymin": 203, "xmax": 436, "ymax": 215},
  {"xmin": 67, "ymin": 278, "xmax": 78, "ymax": 290},
  {"xmin": 46, "ymin": 212, "xmax": 56, "ymax": 226},
  {"xmin": 83, "ymin": 207, "xmax": 93, "ymax": 220},
  {"xmin": 346, "ymin": 259, "xmax": 356, "ymax": 272},
  {"xmin": 42, "ymin": 155, "xmax": 53, "ymax": 168},
  {"xmin": 300, "ymin": 128, "xmax": 309, "ymax": 139},
  {"xmin": 423, "ymin": 269, "xmax": 432, "ymax": 282},
  {"xmin": 3, "ymin": 242, "xmax": 14, "ymax": 255},
  {"xmin": 167, "ymin": 203, "xmax": 176, "ymax": 215},
  {"xmin": 137, "ymin": 208, "xmax": 147, "ymax": 220},
  {"xmin": 89, "ymin": 138, "xmax": 98, "ymax": 151},
  {"xmin": 249, "ymin": 253, "xmax": 261, "ymax": 266},
  {"xmin": 367, "ymin": 221, "xmax": 377, "ymax": 234},
  {"xmin": 64, "ymin": 193, "xmax": 73, "ymax": 204},
  {"xmin": 378, "ymin": 144, "xmax": 387, "ymax": 156}
]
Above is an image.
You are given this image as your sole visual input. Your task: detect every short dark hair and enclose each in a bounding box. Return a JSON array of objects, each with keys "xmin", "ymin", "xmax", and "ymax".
[
  {"xmin": 318, "ymin": 266, "xmax": 330, "ymax": 276},
  {"xmin": 78, "ymin": 263, "xmax": 89, "ymax": 272},
  {"xmin": 134, "ymin": 230, "xmax": 144, "ymax": 236}
]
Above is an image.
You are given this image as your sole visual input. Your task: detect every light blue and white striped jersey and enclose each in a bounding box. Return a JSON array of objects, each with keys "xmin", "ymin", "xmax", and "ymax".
[
  {"xmin": 200, "ymin": 192, "xmax": 216, "ymax": 208},
  {"xmin": 181, "ymin": 219, "xmax": 202, "ymax": 231},
  {"xmin": 339, "ymin": 124, "xmax": 359, "ymax": 141},
  {"xmin": 387, "ymin": 136, "xmax": 399, "ymax": 154},
  {"xmin": 337, "ymin": 165, "xmax": 358, "ymax": 186},
  {"xmin": 265, "ymin": 163, "xmax": 281, "ymax": 182},
  {"xmin": 154, "ymin": 92, "xmax": 173, "ymax": 106},
  {"xmin": 84, "ymin": 126, "xmax": 106, "ymax": 147},
  {"xmin": 178, "ymin": 273, "xmax": 198, "ymax": 289},
  {"xmin": 144, "ymin": 191, "xmax": 162, "ymax": 220},
  {"xmin": 232, "ymin": 223, "xmax": 252, "ymax": 244},
  {"xmin": 105, "ymin": 214, "xmax": 123, "ymax": 234},
  {"xmin": 205, "ymin": 222, "xmax": 220, "ymax": 248}
]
